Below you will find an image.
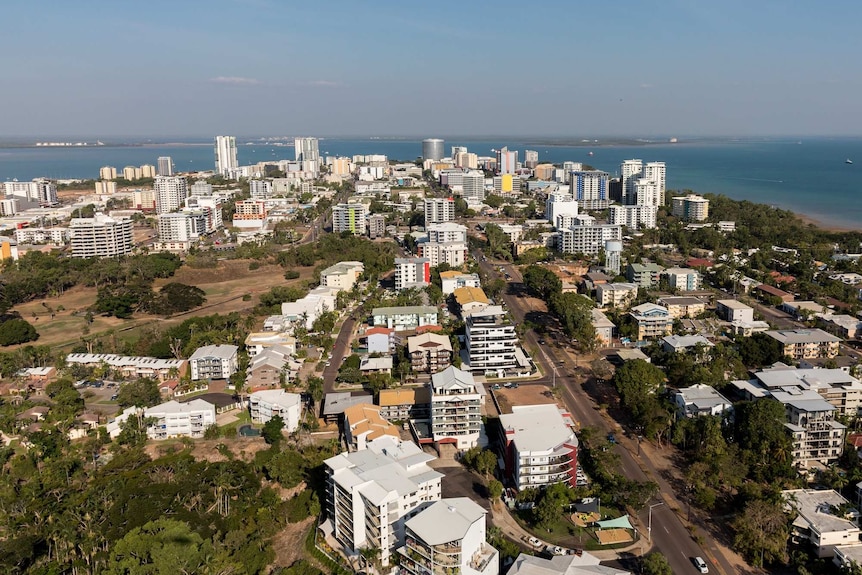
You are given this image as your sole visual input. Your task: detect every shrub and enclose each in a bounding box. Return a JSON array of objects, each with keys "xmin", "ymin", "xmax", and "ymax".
[{"xmin": 0, "ymin": 318, "xmax": 39, "ymax": 346}]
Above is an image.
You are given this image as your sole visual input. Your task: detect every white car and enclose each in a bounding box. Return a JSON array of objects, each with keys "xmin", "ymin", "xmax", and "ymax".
[{"xmin": 693, "ymin": 557, "xmax": 708, "ymax": 573}]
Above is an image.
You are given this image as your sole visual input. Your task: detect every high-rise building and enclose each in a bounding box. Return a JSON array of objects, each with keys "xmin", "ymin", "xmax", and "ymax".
[
  {"xmin": 332, "ymin": 203, "xmax": 368, "ymax": 235},
  {"xmin": 461, "ymin": 171, "xmax": 485, "ymax": 200},
  {"xmin": 423, "ymin": 197, "xmax": 455, "ymax": 227},
  {"xmin": 620, "ymin": 159, "xmax": 643, "ymax": 205},
  {"xmin": 157, "ymin": 212, "xmax": 199, "ymax": 243},
  {"xmin": 153, "ymin": 176, "xmax": 188, "ymax": 214},
  {"xmin": 524, "ymin": 149, "xmax": 539, "ymax": 169},
  {"xmin": 671, "ymin": 194, "xmax": 710, "ymax": 221},
  {"xmin": 608, "ymin": 204, "xmax": 658, "ymax": 230},
  {"xmin": 451, "ymin": 145, "xmax": 468, "ymax": 158},
  {"xmin": 330, "ymin": 157, "xmax": 352, "ymax": 176},
  {"xmin": 368, "ymin": 213, "xmax": 386, "ymax": 239},
  {"xmin": 133, "ymin": 189, "xmax": 156, "ymax": 211},
  {"xmin": 70, "ymin": 214, "xmax": 133, "ymax": 258},
  {"xmin": 570, "ymin": 170, "xmax": 609, "ymax": 206},
  {"xmin": 431, "ymin": 366, "xmax": 482, "ymax": 449},
  {"xmin": 394, "ymin": 257, "xmax": 431, "ymax": 290},
  {"xmin": 545, "ymin": 193, "xmax": 578, "ymax": 226},
  {"xmin": 214, "ymin": 136, "xmax": 238, "ymax": 176},
  {"xmin": 294, "ymin": 137, "xmax": 320, "ymax": 163},
  {"xmin": 633, "ymin": 179, "xmax": 661, "ymax": 207},
  {"xmin": 99, "ymin": 166, "xmax": 117, "ymax": 180},
  {"xmin": 185, "ymin": 196, "xmax": 224, "ymax": 231},
  {"xmin": 94, "ymin": 180, "xmax": 117, "ymax": 195},
  {"xmin": 249, "ymin": 179, "xmax": 273, "ymax": 199},
  {"xmin": 643, "ymin": 162, "xmax": 666, "ymax": 204},
  {"xmin": 157, "ymin": 156, "xmax": 173, "ymax": 176},
  {"xmin": 497, "ymin": 147, "xmax": 518, "ymax": 174},
  {"xmin": 465, "ymin": 306, "xmax": 521, "ymax": 376},
  {"xmin": 122, "ymin": 166, "xmax": 142, "ymax": 181},
  {"xmin": 558, "ymin": 215, "xmax": 622, "ymax": 255},
  {"xmin": 422, "ymin": 138, "xmax": 445, "ymax": 161},
  {"xmin": 140, "ymin": 164, "xmax": 156, "ymax": 178},
  {"xmin": 493, "ymin": 174, "xmax": 521, "ymax": 195},
  {"xmin": 189, "ymin": 180, "xmax": 213, "ymax": 196},
  {"xmin": 454, "ymin": 151, "xmax": 478, "ymax": 169}
]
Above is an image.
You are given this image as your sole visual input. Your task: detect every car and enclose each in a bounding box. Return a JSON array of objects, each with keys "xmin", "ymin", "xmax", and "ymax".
[
  {"xmin": 491, "ymin": 384, "xmax": 501, "ymax": 390},
  {"xmin": 693, "ymin": 557, "xmax": 708, "ymax": 573},
  {"xmin": 552, "ymin": 546, "xmax": 567, "ymax": 556},
  {"xmin": 503, "ymin": 382, "xmax": 513, "ymax": 389},
  {"xmin": 325, "ymin": 361, "xmax": 331, "ymax": 367},
  {"xmin": 511, "ymin": 383, "xmax": 519, "ymax": 389},
  {"xmin": 527, "ymin": 537, "xmax": 542, "ymax": 548},
  {"xmin": 537, "ymin": 339, "xmax": 546, "ymax": 345},
  {"xmin": 110, "ymin": 394, "xmax": 118, "ymax": 401},
  {"xmin": 607, "ymin": 433, "xmax": 617, "ymax": 444}
]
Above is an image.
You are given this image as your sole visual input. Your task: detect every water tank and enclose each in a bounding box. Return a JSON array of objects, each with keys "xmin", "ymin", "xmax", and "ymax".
[
  {"xmin": 605, "ymin": 240, "xmax": 622, "ymax": 253},
  {"xmin": 422, "ymin": 138, "xmax": 445, "ymax": 161}
]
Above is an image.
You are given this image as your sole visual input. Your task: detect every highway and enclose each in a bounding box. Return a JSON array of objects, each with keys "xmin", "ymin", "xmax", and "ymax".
[{"xmin": 476, "ymin": 251, "xmax": 732, "ymax": 575}]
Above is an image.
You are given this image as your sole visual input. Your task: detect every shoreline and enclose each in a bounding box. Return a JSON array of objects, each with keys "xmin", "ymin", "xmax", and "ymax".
[{"xmin": 795, "ymin": 212, "xmax": 856, "ymax": 233}]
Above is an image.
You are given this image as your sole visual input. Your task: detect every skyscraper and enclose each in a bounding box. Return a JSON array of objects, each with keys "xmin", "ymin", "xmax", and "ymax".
[
  {"xmin": 424, "ymin": 198, "xmax": 455, "ymax": 227},
  {"xmin": 497, "ymin": 147, "xmax": 518, "ymax": 174},
  {"xmin": 643, "ymin": 162, "xmax": 666, "ymax": 205},
  {"xmin": 154, "ymin": 176, "xmax": 189, "ymax": 214},
  {"xmin": 157, "ymin": 156, "xmax": 174, "ymax": 176},
  {"xmin": 620, "ymin": 159, "xmax": 643, "ymax": 205},
  {"xmin": 294, "ymin": 137, "xmax": 320, "ymax": 163},
  {"xmin": 422, "ymin": 139, "xmax": 445, "ymax": 161},
  {"xmin": 524, "ymin": 150, "xmax": 539, "ymax": 169},
  {"xmin": 214, "ymin": 136, "xmax": 238, "ymax": 176}
]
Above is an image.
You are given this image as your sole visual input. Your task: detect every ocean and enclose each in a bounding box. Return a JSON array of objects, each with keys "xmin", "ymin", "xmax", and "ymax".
[{"xmin": 0, "ymin": 137, "xmax": 860, "ymax": 230}]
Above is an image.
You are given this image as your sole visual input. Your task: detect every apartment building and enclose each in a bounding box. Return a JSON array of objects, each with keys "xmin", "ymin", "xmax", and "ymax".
[
  {"xmin": 501, "ymin": 404, "xmax": 579, "ymax": 490},
  {"xmin": 188, "ymin": 344, "xmax": 238, "ymax": 380},
  {"xmin": 368, "ymin": 214, "xmax": 386, "ymax": 239},
  {"xmin": 395, "ymin": 258, "xmax": 431, "ymax": 290},
  {"xmin": 378, "ymin": 387, "xmax": 432, "ymax": 421},
  {"xmin": 70, "ymin": 214, "xmax": 133, "ymax": 258},
  {"xmin": 399, "ymin": 498, "xmax": 499, "ymax": 575},
  {"xmin": 784, "ymin": 489, "xmax": 862, "ymax": 559},
  {"xmin": 145, "ymin": 399, "xmax": 216, "ymax": 439},
  {"xmin": 672, "ymin": 194, "xmax": 710, "ymax": 221},
  {"xmin": 454, "ymin": 286, "xmax": 490, "ymax": 318},
  {"xmin": 466, "ymin": 306, "xmax": 525, "ymax": 375},
  {"xmin": 592, "ymin": 309, "xmax": 616, "ymax": 345},
  {"xmin": 343, "ymin": 403, "xmax": 400, "ymax": 451},
  {"xmin": 244, "ymin": 332, "xmax": 297, "ymax": 358},
  {"xmin": 246, "ymin": 345, "xmax": 296, "ymax": 389},
  {"xmin": 324, "ymin": 436, "xmax": 443, "ymax": 567},
  {"xmin": 716, "ymin": 299, "xmax": 755, "ymax": 323},
  {"xmin": 657, "ymin": 296, "xmax": 706, "ymax": 319},
  {"xmin": 153, "ymin": 176, "xmax": 188, "ymax": 214},
  {"xmin": 320, "ymin": 261, "xmax": 365, "ymax": 291},
  {"xmin": 557, "ymin": 216, "xmax": 622, "ymax": 256},
  {"xmin": 423, "ymin": 197, "xmax": 455, "ymax": 227},
  {"xmin": 673, "ymin": 384, "xmax": 734, "ymax": 419},
  {"xmin": 766, "ymin": 329, "xmax": 841, "ymax": 360},
  {"xmin": 248, "ymin": 389, "xmax": 301, "ymax": 430},
  {"xmin": 372, "ymin": 306, "xmax": 439, "ymax": 331},
  {"xmin": 14, "ymin": 227, "xmax": 69, "ymax": 245},
  {"xmin": 629, "ymin": 303, "xmax": 673, "ymax": 340},
  {"xmin": 439, "ymin": 271, "xmax": 481, "ymax": 295},
  {"xmin": 663, "ymin": 267, "xmax": 701, "ymax": 291},
  {"xmin": 332, "ymin": 202, "xmax": 368, "ymax": 235},
  {"xmin": 64, "ymin": 353, "xmax": 186, "ymax": 381},
  {"xmin": 608, "ymin": 204, "xmax": 658, "ymax": 230},
  {"xmin": 431, "ymin": 366, "xmax": 482, "ymax": 450},
  {"xmin": 418, "ymin": 241, "xmax": 468, "ymax": 267},
  {"xmin": 407, "ymin": 332, "xmax": 453, "ymax": 373},
  {"xmin": 595, "ymin": 282, "xmax": 638, "ymax": 308},
  {"xmin": 626, "ymin": 262, "xmax": 664, "ymax": 288}
]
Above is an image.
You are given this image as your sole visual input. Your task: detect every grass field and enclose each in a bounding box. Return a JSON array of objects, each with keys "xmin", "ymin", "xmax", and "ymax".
[{"xmin": 7, "ymin": 259, "xmax": 317, "ymax": 351}]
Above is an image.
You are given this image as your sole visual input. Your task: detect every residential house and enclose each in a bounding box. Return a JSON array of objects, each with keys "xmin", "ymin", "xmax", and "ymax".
[
  {"xmin": 343, "ymin": 403, "xmax": 400, "ymax": 451},
  {"xmin": 508, "ymin": 552, "xmax": 631, "ymax": 575},
  {"xmin": 359, "ymin": 356, "xmax": 393, "ymax": 376},
  {"xmin": 661, "ymin": 334, "xmax": 714, "ymax": 355},
  {"xmin": 407, "ymin": 332, "xmax": 453, "ymax": 373},
  {"xmin": 322, "ymin": 392, "xmax": 374, "ymax": 424},
  {"xmin": 673, "ymin": 384, "xmax": 733, "ymax": 419},
  {"xmin": 818, "ymin": 314, "xmax": 862, "ymax": 341},
  {"xmin": 784, "ymin": 489, "xmax": 862, "ymax": 558}
]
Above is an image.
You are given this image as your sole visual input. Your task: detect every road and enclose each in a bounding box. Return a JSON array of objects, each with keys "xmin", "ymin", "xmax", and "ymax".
[
  {"xmin": 322, "ymin": 316, "xmax": 357, "ymax": 394},
  {"xmin": 476, "ymin": 251, "xmax": 732, "ymax": 575}
]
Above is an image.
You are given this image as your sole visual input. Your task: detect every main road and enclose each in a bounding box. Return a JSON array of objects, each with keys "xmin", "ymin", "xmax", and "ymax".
[{"xmin": 475, "ymin": 250, "xmax": 738, "ymax": 575}]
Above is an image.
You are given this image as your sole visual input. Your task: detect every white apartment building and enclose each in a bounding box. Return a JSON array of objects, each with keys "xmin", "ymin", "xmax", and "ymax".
[
  {"xmin": 249, "ymin": 389, "xmax": 301, "ymax": 429},
  {"xmin": 70, "ymin": 214, "xmax": 133, "ymax": 258},
  {"xmin": 332, "ymin": 202, "xmax": 368, "ymax": 235},
  {"xmin": 373, "ymin": 306, "xmax": 439, "ymax": 331},
  {"xmin": 608, "ymin": 204, "xmax": 658, "ymax": 230},
  {"xmin": 3, "ymin": 179, "xmax": 58, "ymax": 206},
  {"xmin": 620, "ymin": 159, "xmax": 643, "ymax": 204},
  {"xmin": 418, "ymin": 241, "xmax": 468, "ymax": 268},
  {"xmin": 188, "ymin": 344, "xmax": 239, "ymax": 380},
  {"xmin": 663, "ymin": 267, "xmax": 701, "ymax": 291},
  {"xmin": 399, "ymin": 498, "xmax": 499, "ymax": 575},
  {"xmin": 497, "ymin": 147, "xmax": 517, "ymax": 175},
  {"xmin": 501, "ymin": 404, "xmax": 579, "ymax": 491},
  {"xmin": 439, "ymin": 271, "xmax": 481, "ymax": 295},
  {"xmin": 558, "ymin": 216, "xmax": 622, "ymax": 256},
  {"xmin": 214, "ymin": 136, "xmax": 238, "ymax": 176},
  {"xmin": 424, "ymin": 197, "xmax": 455, "ymax": 227},
  {"xmin": 633, "ymin": 178, "xmax": 662, "ymax": 207},
  {"xmin": 294, "ymin": 137, "xmax": 320, "ymax": 163},
  {"xmin": 153, "ymin": 176, "xmax": 188, "ymax": 214},
  {"xmin": 765, "ymin": 329, "xmax": 841, "ymax": 360},
  {"xmin": 249, "ymin": 179, "xmax": 273, "ymax": 199},
  {"xmin": 596, "ymin": 282, "xmax": 639, "ymax": 308},
  {"xmin": 157, "ymin": 212, "xmax": 198, "ymax": 246},
  {"xmin": 64, "ymin": 353, "xmax": 186, "ymax": 381},
  {"xmin": 570, "ymin": 170, "xmax": 609, "ymax": 205},
  {"xmin": 185, "ymin": 195, "xmax": 224, "ymax": 231},
  {"xmin": 244, "ymin": 331, "xmax": 297, "ymax": 357},
  {"xmin": 784, "ymin": 489, "xmax": 862, "ymax": 559},
  {"xmin": 395, "ymin": 258, "xmax": 430, "ymax": 290},
  {"xmin": 672, "ymin": 194, "xmax": 710, "ymax": 221},
  {"xmin": 145, "ymin": 399, "xmax": 216, "ymax": 439},
  {"xmin": 466, "ymin": 306, "xmax": 525, "ymax": 375},
  {"xmin": 427, "ymin": 222, "xmax": 468, "ymax": 243},
  {"xmin": 643, "ymin": 162, "xmax": 666, "ymax": 203},
  {"xmin": 431, "ymin": 366, "xmax": 483, "ymax": 449},
  {"xmin": 14, "ymin": 227, "xmax": 69, "ymax": 245},
  {"xmin": 716, "ymin": 299, "xmax": 755, "ymax": 323},
  {"xmin": 674, "ymin": 384, "xmax": 734, "ymax": 419},
  {"xmin": 545, "ymin": 193, "xmax": 578, "ymax": 227},
  {"xmin": 320, "ymin": 261, "xmax": 365, "ymax": 292},
  {"xmin": 0, "ymin": 197, "xmax": 18, "ymax": 216},
  {"xmin": 325, "ymin": 436, "xmax": 443, "ymax": 567}
]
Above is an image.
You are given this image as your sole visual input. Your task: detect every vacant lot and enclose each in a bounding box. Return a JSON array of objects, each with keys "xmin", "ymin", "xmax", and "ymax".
[
  {"xmin": 7, "ymin": 259, "xmax": 317, "ymax": 351},
  {"xmin": 492, "ymin": 383, "xmax": 557, "ymax": 415}
]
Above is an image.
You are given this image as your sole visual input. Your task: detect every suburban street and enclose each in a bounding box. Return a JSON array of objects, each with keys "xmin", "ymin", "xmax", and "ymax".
[{"xmin": 476, "ymin": 252, "xmax": 740, "ymax": 575}]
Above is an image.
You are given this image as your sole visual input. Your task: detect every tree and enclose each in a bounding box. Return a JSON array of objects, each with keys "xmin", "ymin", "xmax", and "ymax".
[
  {"xmin": 461, "ymin": 447, "xmax": 497, "ymax": 477},
  {"xmin": 642, "ymin": 553, "xmax": 673, "ymax": 575},
  {"xmin": 522, "ymin": 265, "xmax": 562, "ymax": 301},
  {"xmin": 262, "ymin": 415, "xmax": 285, "ymax": 445},
  {"xmin": 487, "ymin": 479, "xmax": 503, "ymax": 501},
  {"xmin": 0, "ymin": 317, "xmax": 38, "ymax": 346},
  {"xmin": 116, "ymin": 377, "xmax": 161, "ymax": 408},
  {"xmin": 146, "ymin": 283, "xmax": 206, "ymax": 315},
  {"xmin": 733, "ymin": 399, "xmax": 793, "ymax": 482},
  {"xmin": 731, "ymin": 499, "xmax": 789, "ymax": 567},
  {"xmin": 105, "ymin": 518, "xmax": 217, "ymax": 575}
]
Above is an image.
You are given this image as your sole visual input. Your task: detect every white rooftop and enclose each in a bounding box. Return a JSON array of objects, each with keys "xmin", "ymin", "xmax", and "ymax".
[
  {"xmin": 189, "ymin": 344, "xmax": 238, "ymax": 361},
  {"xmin": 405, "ymin": 497, "xmax": 486, "ymax": 545},
  {"xmin": 509, "ymin": 552, "xmax": 630, "ymax": 575},
  {"xmin": 784, "ymin": 489, "xmax": 860, "ymax": 536},
  {"xmin": 500, "ymin": 404, "xmax": 578, "ymax": 453},
  {"xmin": 766, "ymin": 329, "xmax": 840, "ymax": 344},
  {"xmin": 431, "ymin": 365, "xmax": 477, "ymax": 393},
  {"xmin": 250, "ymin": 389, "xmax": 301, "ymax": 408},
  {"xmin": 145, "ymin": 398, "xmax": 214, "ymax": 415}
]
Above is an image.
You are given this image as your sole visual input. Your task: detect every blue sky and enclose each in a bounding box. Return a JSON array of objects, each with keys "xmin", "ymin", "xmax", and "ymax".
[{"xmin": 3, "ymin": 0, "xmax": 861, "ymax": 137}]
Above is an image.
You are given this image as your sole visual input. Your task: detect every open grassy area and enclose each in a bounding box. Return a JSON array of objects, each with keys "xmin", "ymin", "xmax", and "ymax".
[{"xmin": 512, "ymin": 508, "xmax": 632, "ymax": 551}]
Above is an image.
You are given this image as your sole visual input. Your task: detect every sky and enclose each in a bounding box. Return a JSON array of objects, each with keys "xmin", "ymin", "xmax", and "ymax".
[{"xmin": 3, "ymin": 0, "xmax": 862, "ymax": 138}]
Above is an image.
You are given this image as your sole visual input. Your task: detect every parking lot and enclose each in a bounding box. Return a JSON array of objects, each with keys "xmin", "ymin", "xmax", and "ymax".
[{"xmin": 490, "ymin": 383, "xmax": 558, "ymax": 415}]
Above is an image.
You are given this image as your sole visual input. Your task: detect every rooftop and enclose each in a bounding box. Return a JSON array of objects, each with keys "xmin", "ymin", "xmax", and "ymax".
[
  {"xmin": 766, "ymin": 329, "xmax": 841, "ymax": 344},
  {"xmin": 323, "ymin": 392, "xmax": 374, "ymax": 416},
  {"xmin": 508, "ymin": 552, "xmax": 630, "ymax": 575},
  {"xmin": 431, "ymin": 365, "xmax": 477, "ymax": 393},
  {"xmin": 658, "ymin": 296, "xmax": 705, "ymax": 306},
  {"xmin": 344, "ymin": 403, "xmax": 400, "ymax": 443},
  {"xmin": 453, "ymin": 286, "xmax": 490, "ymax": 305},
  {"xmin": 500, "ymin": 404, "xmax": 578, "ymax": 453},
  {"xmin": 784, "ymin": 489, "xmax": 860, "ymax": 535},
  {"xmin": 373, "ymin": 305, "xmax": 439, "ymax": 316},
  {"xmin": 378, "ymin": 386, "xmax": 432, "ymax": 407},
  {"xmin": 145, "ymin": 399, "xmax": 215, "ymax": 415},
  {"xmin": 662, "ymin": 334, "xmax": 714, "ymax": 350},
  {"xmin": 717, "ymin": 299, "xmax": 753, "ymax": 310},
  {"xmin": 407, "ymin": 332, "xmax": 452, "ymax": 353},
  {"xmin": 406, "ymin": 497, "xmax": 486, "ymax": 545},
  {"xmin": 250, "ymin": 389, "xmax": 301, "ymax": 408},
  {"xmin": 189, "ymin": 344, "xmax": 238, "ymax": 361}
]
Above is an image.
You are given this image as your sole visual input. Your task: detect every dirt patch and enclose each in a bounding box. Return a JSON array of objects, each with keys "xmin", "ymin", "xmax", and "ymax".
[
  {"xmin": 271, "ymin": 516, "xmax": 316, "ymax": 569},
  {"xmin": 492, "ymin": 384, "xmax": 558, "ymax": 414},
  {"xmin": 143, "ymin": 437, "xmax": 270, "ymax": 463}
]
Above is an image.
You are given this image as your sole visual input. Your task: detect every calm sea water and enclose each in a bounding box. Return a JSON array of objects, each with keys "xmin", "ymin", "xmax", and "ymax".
[{"xmin": 0, "ymin": 137, "xmax": 860, "ymax": 229}]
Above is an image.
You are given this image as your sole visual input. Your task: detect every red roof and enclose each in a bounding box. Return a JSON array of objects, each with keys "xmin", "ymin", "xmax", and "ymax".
[
  {"xmin": 687, "ymin": 258, "xmax": 714, "ymax": 268},
  {"xmin": 365, "ymin": 327, "xmax": 393, "ymax": 336},
  {"xmin": 755, "ymin": 284, "xmax": 794, "ymax": 300},
  {"xmin": 848, "ymin": 433, "xmax": 862, "ymax": 449},
  {"xmin": 415, "ymin": 325, "xmax": 444, "ymax": 334},
  {"xmin": 769, "ymin": 270, "xmax": 796, "ymax": 284}
]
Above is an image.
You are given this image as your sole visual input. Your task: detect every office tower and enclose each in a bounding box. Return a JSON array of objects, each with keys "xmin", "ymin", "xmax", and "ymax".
[
  {"xmin": 153, "ymin": 176, "xmax": 188, "ymax": 214},
  {"xmin": 424, "ymin": 197, "xmax": 455, "ymax": 227},
  {"xmin": 497, "ymin": 147, "xmax": 517, "ymax": 174},
  {"xmin": 461, "ymin": 171, "xmax": 485, "ymax": 200},
  {"xmin": 524, "ymin": 149, "xmax": 539, "ymax": 169},
  {"xmin": 99, "ymin": 166, "xmax": 117, "ymax": 180},
  {"xmin": 157, "ymin": 156, "xmax": 174, "ymax": 176},
  {"xmin": 643, "ymin": 162, "xmax": 666, "ymax": 204},
  {"xmin": 422, "ymin": 138, "xmax": 445, "ymax": 161},
  {"xmin": 620, "ymin": 159, "xmax": 643, "ymax": 205},
  {"xmin": 294, "ymin": 137, "xmax": 320, "ymax": 163},
  {"xmin": 69, "ymin": 214, "xmax": 133, "ymax": 258},
  {"xmin": 214, "ymin": 135, "xmax": 238, "ymax": 176},
  {"xmin": 605, "ymin": 240, "xmax": 623, "ymax": 276}
]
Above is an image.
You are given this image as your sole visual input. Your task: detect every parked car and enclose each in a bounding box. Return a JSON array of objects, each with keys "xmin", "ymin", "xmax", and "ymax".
[
  {"xmin": 527, "ymin": 537, "xmax": 541, "ymax": 548},
  {"xmin": 607, "ymin": 433, "xmax": 617, "ymax": 444},
  {"xmin": 693, "ymin": 557, "xmax": 708, "ymax": 573}
]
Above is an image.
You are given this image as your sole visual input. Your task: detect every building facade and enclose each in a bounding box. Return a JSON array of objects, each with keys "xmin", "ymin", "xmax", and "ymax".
[
  {"xmin": 70, "ymin": 214, "xmax": 133, "ymax": 258},
  {"xmin": 188, "ymin": 344, "xmax": 239, "ymax": 380},
  {"xmin": 501, "ymin": 404, "xmax": 579, "ymax": 491},
  {"xmin": 145, "ymin": 399, "xmax": 216, "ymax": 439},
  {"xmin": 431, "ymin": 366, "xmax": 482, "ymax": 450},
  {"xmin": 214, "ymin": 136, "xmax": 238, "ymax": 176}
]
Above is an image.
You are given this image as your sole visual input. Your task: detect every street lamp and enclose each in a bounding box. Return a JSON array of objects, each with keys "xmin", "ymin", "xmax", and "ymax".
[{"xmin": 648, "ymin": 502, "xmax": 664, "ymax": 542}]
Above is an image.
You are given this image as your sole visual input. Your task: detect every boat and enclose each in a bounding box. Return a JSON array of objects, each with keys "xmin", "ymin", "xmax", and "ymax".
[{"xmin": 847, "ymin": 159, "xmax": 854, "ymax": 164}]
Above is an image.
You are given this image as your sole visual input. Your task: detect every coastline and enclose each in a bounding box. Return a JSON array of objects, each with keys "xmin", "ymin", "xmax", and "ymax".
[{"xmin": 794, "ymin": 212, "xmax": 856, "ymax": 233}]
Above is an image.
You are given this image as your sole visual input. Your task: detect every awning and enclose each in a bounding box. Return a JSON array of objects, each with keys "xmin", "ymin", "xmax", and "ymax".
[{"xmin": 597, "ymin": 515, "xmax": 634, "ymax": 530}]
